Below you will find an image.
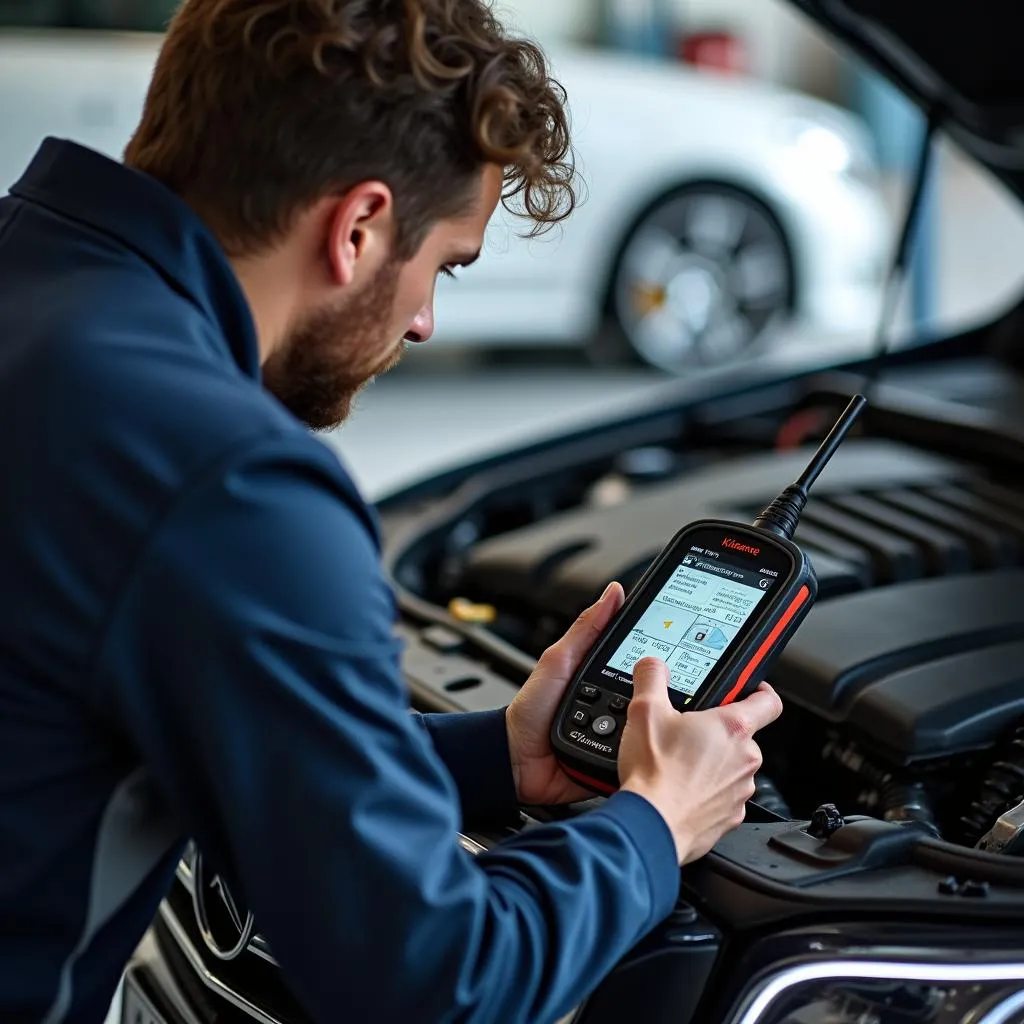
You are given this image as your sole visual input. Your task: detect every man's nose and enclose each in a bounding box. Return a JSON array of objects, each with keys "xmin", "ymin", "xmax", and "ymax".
[{"xmin": 404, "ymin": 304, "xmax": 434, "ymax": 344}]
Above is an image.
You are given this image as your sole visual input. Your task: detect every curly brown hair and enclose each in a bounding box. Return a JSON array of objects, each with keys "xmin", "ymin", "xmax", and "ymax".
[{"xmin": 124, "ymin": 0, "xmax": 576, "ymax": 260}]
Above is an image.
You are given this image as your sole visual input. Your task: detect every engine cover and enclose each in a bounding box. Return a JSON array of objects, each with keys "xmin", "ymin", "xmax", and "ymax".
[
  {"xmin": 774, "ymin": 572, "xmax": 1024, "ymax": 763},
  {"xmin": 460, "ymin": 440, "xmax": 968, "ymax": 613}
]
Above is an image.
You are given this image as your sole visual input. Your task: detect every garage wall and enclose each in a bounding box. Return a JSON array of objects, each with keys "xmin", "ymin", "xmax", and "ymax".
[
  {"xmin": 494, "ymin": 0, "xmax": 845, "ymax": 100},
  {"xmin": 679, "ymin": 0, "xmax": 841, "ymax": 94},
  {"xmin": 492, "ymin": 0, "xmax": 592, "ymax": 43}
]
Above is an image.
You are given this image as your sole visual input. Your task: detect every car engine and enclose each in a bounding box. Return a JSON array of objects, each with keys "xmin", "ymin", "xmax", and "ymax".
[{"xmin": 388, "ymin": 386, "xmax": 1024, "ymax": 851}]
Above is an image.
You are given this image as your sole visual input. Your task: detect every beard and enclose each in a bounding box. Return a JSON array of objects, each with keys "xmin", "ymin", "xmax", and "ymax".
[{"xmin": 262, "ymin": 259, "xmax": 403, "ymax": 431}]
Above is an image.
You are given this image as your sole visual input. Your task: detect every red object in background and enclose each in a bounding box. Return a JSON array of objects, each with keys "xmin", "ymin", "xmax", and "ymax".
[{"xmin": 679, "ymin": 31, "xmax": 748, "ymax": 74}]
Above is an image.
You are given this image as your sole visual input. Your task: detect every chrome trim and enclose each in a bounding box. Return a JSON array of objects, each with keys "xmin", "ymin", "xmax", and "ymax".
[
  {"xmin": 190, "ymin": 849, "xmax": 256, "ymax": 962},
  {"xmin": 731, "ymin": 958, "xmax": 1024, "ymax": 1024},
  {"xmin": 457, "ymin": 833, "xmax": 487, "ymax": 856},
  {"xmin": 175, "ymin": 858, "xmax": 191, "ymax": 888},
  {"xmin": 980, "ymin": 989, "xmax": 1024, "ymax": 1024},
  {"xmin": 174, "ymin": 858, "xmax": 278, "ymax": 966},
  {"xmin": 158, "ymin": 901, "xmax": 286, "ymax": 1024}
]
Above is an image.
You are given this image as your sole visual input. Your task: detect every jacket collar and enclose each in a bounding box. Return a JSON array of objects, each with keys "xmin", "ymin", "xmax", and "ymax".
[{"xmin": 11, "ymin": 138, "xmax": 261, "ymax": 379}]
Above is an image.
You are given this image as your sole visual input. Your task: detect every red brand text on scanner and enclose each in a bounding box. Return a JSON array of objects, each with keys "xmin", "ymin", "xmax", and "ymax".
[{"xmin": 722, "ymin": 537, "xmax": 761, "ymax": 556}]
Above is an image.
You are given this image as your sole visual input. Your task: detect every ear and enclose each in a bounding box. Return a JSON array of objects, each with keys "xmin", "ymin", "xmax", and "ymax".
[{"xmin": 326, "ymin": 181, "xmax": 394, "ymax": 287}]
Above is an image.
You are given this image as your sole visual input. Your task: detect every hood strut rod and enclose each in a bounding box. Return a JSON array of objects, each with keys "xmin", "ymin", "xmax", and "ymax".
[{"xmin": 864, "ymin": 105, "xmax": 943, "ymax": 397}]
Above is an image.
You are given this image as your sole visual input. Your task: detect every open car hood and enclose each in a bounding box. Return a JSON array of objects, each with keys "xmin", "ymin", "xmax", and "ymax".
[{"xmin": 787, "ymin": 0, "xmax": 1024, "ymax": 195}]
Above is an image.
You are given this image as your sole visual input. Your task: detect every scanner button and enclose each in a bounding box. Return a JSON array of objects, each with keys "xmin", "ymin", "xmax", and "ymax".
[
  {"xmin": 592, "ymin": 715, "xmax": 617, "ymax": 737},
  {"xmin": 607, "ymin": 696, "xmax": 628, "ymax": 714},
  {"xmin": 570, "ymin": 707, "xmax": 590, "ymax": 726},
  {"xmin": 577, "ymin": 685, "xmax": 600, "ymax": 704}
]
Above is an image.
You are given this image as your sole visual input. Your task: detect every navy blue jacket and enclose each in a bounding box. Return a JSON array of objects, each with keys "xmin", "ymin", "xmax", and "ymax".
[{"xmin": 0, "ymin": 140, "xmax": 678, "ymax": 1024}]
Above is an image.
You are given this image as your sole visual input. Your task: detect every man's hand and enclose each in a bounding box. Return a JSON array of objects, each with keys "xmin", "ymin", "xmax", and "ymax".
[
  {"xmin": 505, "ymin": 582, "xmax": 625, "ymax": 806},
  {"xmin": 619, "ymin": 658, "xmax": 784, "ymax": 864}
]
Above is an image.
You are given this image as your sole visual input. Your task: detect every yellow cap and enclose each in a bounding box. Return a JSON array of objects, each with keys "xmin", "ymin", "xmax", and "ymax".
[{"xmin": 448, "ymin": 597, "xmax": 498, "ymax": 624}]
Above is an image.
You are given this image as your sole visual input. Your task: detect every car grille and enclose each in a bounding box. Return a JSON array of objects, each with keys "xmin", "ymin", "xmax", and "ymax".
[
  {"xmin": 157, "ymin": 860, "xmax": 307, "ymax": 1024},
  {"xmin": 156, "ymin": 833, "xmax": 489, "ymax": 1022}
]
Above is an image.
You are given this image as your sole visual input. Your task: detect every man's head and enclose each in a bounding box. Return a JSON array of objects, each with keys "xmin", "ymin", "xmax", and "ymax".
[{"xmin": 124, "ymin": 0, "xmax": 574, "ymax": 428}]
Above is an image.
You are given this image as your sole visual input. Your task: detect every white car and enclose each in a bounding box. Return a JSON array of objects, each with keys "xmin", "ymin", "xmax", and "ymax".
[{"xmin": 0, "ymin": 15, "xmax": 890, "ymax": 372}]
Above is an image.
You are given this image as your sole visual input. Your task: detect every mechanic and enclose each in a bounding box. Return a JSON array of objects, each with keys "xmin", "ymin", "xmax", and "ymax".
[{"xmin": 0, "ymin": 2, "xmax": 783, "ymax": 1022}]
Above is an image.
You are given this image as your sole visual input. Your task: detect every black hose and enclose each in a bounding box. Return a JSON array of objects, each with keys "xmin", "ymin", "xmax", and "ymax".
[
  {"xmin": 753, "ymin": 774, "xmax": 792, "ymax": 819},
  {"xmin": 880, "ymin": 779, "xmax": 940, "ymax": 837},
  {"xmin": 961, "ymin": 723, "xmax": 1024, "ymax": 844},
  {"xmin": 823, "ymin": 738, "xmax": 939, "ymax": 836}
]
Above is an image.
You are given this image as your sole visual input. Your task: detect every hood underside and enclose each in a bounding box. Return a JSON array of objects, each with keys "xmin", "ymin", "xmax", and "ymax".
[{"xmin": 788, "ymin": 0, "xmax": 1024, "ymax": 191}]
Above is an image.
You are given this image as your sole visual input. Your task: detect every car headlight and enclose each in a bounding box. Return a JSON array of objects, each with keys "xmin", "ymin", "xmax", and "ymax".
[
  {"xmin": 731, "ymin": 957, "xmax": 1024, "ymax": 1023},
  {"xmin": 779, "ymin": 116, "xmax": 879, "ymax": 188}
]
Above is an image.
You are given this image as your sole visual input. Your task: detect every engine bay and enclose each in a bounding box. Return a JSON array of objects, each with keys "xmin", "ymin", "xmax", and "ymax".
[
  {"xmin": 148, "ymin": 372, "xmax": 1024, "ymax": 1024},
  {"xmin": 384, "ymin": 379, "xmax": 1024, "ymax": 852}
]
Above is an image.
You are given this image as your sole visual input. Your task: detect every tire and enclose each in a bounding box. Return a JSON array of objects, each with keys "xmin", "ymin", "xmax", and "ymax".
[{"xmin": 603, "ymin": 183, "xmax": 795, "ymax": 373}]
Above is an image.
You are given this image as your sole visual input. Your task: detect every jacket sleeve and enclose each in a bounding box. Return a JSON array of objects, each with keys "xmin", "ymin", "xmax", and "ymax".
[
  {"xmin": 416, "ymin": 711, "xmax": 520, "ymax": 824},
  {"xmin": 93, "ymin": 435, "xmax": 679, "ymax": 1024}
]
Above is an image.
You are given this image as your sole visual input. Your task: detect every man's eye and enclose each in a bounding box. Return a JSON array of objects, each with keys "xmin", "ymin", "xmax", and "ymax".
[{"xmin": 439, "ymin": 266, "xmax": 458, "ymax": 280}]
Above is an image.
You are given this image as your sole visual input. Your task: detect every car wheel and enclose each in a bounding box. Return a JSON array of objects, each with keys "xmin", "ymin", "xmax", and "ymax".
[{"xmin": 607, "ymin": 184, "xmax": 795, "ymax": 373}]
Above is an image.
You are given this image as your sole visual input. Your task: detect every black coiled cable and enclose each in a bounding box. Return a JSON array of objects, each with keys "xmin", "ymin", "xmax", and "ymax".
[{"xmin": 960, "ymin": 723, "xmax": 1024, "ymax": 844}]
